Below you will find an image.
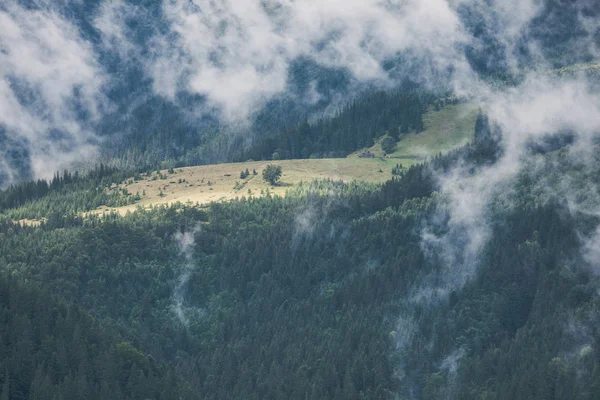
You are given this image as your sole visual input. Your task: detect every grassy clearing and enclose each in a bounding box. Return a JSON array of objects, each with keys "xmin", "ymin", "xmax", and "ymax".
[
  {"xmin": 93, "ymin": 103, "xmax": 477, "ymax": 216},
  {"xmin": 395, "ymin": 102, "xmax": 478, "ymax": 157},
  {"xmin": 350, "ymin": 102, "xmax": 478, "ymax": 160},
  {"xmin": 95, "ymin": 158, "xmax": 401, "ymax": 216}
]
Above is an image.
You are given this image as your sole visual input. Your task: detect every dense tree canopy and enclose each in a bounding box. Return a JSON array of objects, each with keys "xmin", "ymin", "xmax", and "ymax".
[
  {"xmin": 0, "ymin": 127, "xmax": 598, "ymax": 398},
  {"xmin": 0, "ymin": 1, "xmax": 598, "ymax": 398}
]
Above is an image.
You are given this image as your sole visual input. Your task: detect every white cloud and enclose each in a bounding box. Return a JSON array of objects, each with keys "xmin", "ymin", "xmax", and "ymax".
[
  {"xmin": 0, "ymin": 4, "xmax": 107, "ymax": 181},
  {"xmin": 422, "ymin": 74, "xmax": 600, "ymax": 297},
  {"xmin": 151, "ymin": 0, "xmax": 600, "ymax": 121},
  {"xmin": 490, "ymin": 77, "xmax": 600, "ymax": 141},
  {"xmin": 2, "ymin": 0, "xmax": 599, "ymax": 183},
  {"xmin": 150, "ymin": 0, "xmax": 470, "ymax": 120},
  {"xmin": 94, "ymin": 0, "xmax": 140, "ymax": 59},
  {"xmin": 172, "ymin": 228, "xmax": 202, "ymax": 325}
]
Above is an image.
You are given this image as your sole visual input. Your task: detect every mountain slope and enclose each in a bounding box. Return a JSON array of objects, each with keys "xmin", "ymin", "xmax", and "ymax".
[{"xmin": 0, "ymin": 136, "xmax": 599, "ymax": 399}]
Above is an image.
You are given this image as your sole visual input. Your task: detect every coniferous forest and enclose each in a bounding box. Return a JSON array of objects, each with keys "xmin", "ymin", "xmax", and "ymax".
[
  {"xmin": 1, "ymin": 127, "xmax": 600, "ymax": 398},
  {"xmin": 2, "ymin": 0, "xmax": 600, "ymax": 399}
]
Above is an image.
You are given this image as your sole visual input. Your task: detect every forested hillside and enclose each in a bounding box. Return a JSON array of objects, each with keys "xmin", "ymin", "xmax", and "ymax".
[
  {"xmin": 2, "ymin": 0, "xmax": 600, "ymax": 398},
  {"xmin": 1, "ymin": 126, "xmax": 599, "ymax": 398},
  {"xmin": 235, "ymin": 88, "xmax": 436, "ymax": 161},
  {"xmin": 0, "ymin": 165, "xmax": 134, "ymax": 221},
  {"xmin": 0, "ymin": 275, "xmax": 178, "ymax": 399}
]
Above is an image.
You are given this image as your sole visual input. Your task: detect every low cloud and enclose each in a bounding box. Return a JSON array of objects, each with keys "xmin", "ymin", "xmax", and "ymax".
[
  {"xmin": 152, "ymin": 0, "xmax": 600, "ymax": 121},
  {"xmin": 409, "ymin": 65, "xmax": 600, "ymax": 398},
  {"xmin": 150, "ymin": 0, "xmax": 470, "ymax": 120},
  {"xmin": 94, "ymin": 0, "xmax": 141, "ymax": 60},
  {"xmin": 583, "ymin": 227, "xmax": 600, "ymax": 272},
  {"xmin": 172, "ymin": 230, "xmax": 196, "ymax": 325},
  {"xmin": 3, "ymin": 0, "xmax": 599, "ymax": 180},
  {"xmin": 0, "ymin": 4, "xmax": 108, "ymax": 182}
]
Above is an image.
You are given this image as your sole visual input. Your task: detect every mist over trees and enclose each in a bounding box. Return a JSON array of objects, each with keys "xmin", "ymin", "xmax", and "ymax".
[
  {"xmin": 2, "ymin": 0, "xmax": 597, "ymax": 182},
  {"xmin": 0, "ymin": 0, "xmax": 600, "ymax": 399},
  {"xmin": 0, "ymin": 126, "xmax": 599, "ymax": 398}
]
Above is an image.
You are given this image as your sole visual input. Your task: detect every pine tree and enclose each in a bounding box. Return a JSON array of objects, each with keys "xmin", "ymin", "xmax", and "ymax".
[{"xmin": 1, "ymin": 370, "xmax": 9, "ymax": 400}]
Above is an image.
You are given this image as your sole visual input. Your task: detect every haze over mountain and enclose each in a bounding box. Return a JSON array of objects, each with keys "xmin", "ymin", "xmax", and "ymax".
[
  {"xmin": 1, "ymin": 0, "xmax": 598, "ymax": 184},
  {"xmin": 1, "ymin": 1, "xmax": 600, "ymax": 399}
]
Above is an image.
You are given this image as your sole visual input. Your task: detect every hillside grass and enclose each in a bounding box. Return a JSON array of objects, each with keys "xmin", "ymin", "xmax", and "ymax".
[
  {"xmin": 349, "ymin": 102, "xmax": 478, "ymax": 160},
  {"xmin": 95, "ymin": 158, "xmax": 396, "ymax": 215},
  {"xmin": 94, "ymin": 102, "xmax": 477, "ymax": 216}
]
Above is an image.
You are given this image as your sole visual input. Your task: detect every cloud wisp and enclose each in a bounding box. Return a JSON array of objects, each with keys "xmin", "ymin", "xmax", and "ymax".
[
  {"xmin": 0, "ymin": 4, "xmax": 108, "ymax": 182},
  {"xmin": 2, "ymin": 0, "xmax": 599, "ymax": 181},
  {"xmin": 172, "ymin": 229, "xmax": 199, "ymax": 326},
  {"xmin": 150, "ymin": 0, "xmax": 471, "ymax": 120}
]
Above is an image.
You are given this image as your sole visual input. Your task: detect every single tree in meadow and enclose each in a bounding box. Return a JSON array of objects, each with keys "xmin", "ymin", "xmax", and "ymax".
[
  {"xmin": 381, "ymin": 137, "xmax": 397, "ymax": 154},
  {"xmin": 262, "ymin": 165, "xmax": 282, "ymax": 185}
]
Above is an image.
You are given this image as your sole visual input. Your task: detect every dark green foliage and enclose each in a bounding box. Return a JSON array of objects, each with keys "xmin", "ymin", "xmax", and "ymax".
[
  {"xmin": 429, "ymin": 203, "xmax": 600, "ymax": 400},
  {"xmin": 0, "ymin": 274, "xmax": 176, "ymax": 400},
  {"xmin": 0, "ymin": 165, "xmax": 119, "ymax": 211},
  {"xmin": 0, "ymin": 131, "xmax": 598, "ymax": 399},
  {"xmin": 0, "ymin": 153, "xmax": 441, "ymax": 399},
  {"xmin": 262, "ymin": 164, "xmax": 283, "ymax": 185},
  {"xmin": 471, "ymin": 111, "xmax": 503, "ymax": 164},
  {"xmin": 0, "ymin": 1, "xmax": 596, "ymax": 396},
  {"xmin": 239, "ymin": 89, "xmax": 431, "ymax": 161},
  {"xmin": 381, "ymin": 137, "xmax": 397, "ymax": 154},
  {"xmin": 0, "ymin": 165, "xmax": 134, "ymax": 219},
  {"xmin": 0, "ymin": 129, "xmax": 31, "ymax": 187}
]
